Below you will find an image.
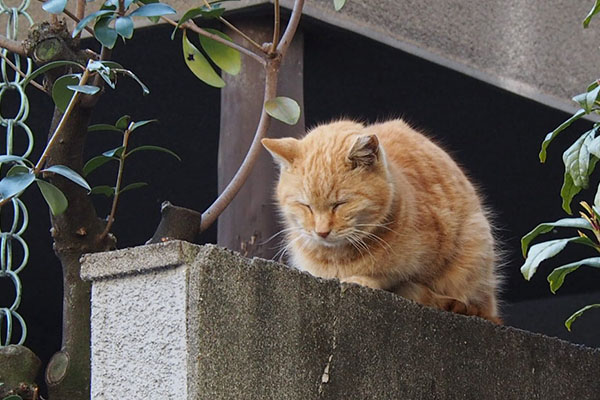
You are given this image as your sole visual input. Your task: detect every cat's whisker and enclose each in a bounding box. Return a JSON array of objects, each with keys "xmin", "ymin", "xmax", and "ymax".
[
  {"xmin": 260, "ymin": 226, "xmax": 303, "ymax": 246},
  {"xmin": 272, "ymin": 233, "xmax": 304, "ymax": 262},
  {"xmin": 355, "ymin": 223, "xmax": 401, "ymax": 236},
  {"xmin": 353, "ymin": 228, "xmax": 395, "ymax": 254},
  {"xmin": 347, "ymin": 232, "xmax": 376, "ymax": 266}
]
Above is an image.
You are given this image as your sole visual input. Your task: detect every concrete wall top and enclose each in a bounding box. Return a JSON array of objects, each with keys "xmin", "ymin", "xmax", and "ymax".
[
  {"xmin": 15, "ymin": 0, "xmax": 600, "ymax": 114},
  {"xmin": 82, "ymin": 241, "xmax": 600, "ymax": 399}
]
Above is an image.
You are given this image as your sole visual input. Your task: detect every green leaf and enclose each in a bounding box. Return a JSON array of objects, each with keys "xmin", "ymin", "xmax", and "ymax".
[
  {"xmin": 199, "ymin": 29, "xmax": 241, "ymax": 75},
  {"xmin": 520, "ymin": 236, "xmax": 597, "ymax": 281},
  {"xmin": 7, "ymin": 165, "xmax": 30, "ymax": 176},
  {"xmin": 94, "ymin": 16, "xmax": 118, "ymax": 49},
  {"xmin": 126, "ymin": 145, "xmax": 181, "ymax": 161},
  {"xmin": 115, "ymin": 16, "xmax": 134, "ymax": 39},
  {"xmin": 90, "ymin": 185, "xmax": 116, "ymax": 197},
  {"xmin": 88, "ymin": 60, "xmax": 116, "ymax": 88},
  {"xmin": 88, "ymin": 124, "xmax": 123, "ymax": 133},
  {"xmin": 42, "ymin": 165, "xmax": 91, "ymax": 191},
  {"xmin": 265, "ymin": 97, "xmax": 301, "ymax": 125},
  {"xmin": 547, "ymin": 257, "xmax": 600, "ymax": 293},
  {"xmin": 129, "ymin": 3, "xmax": 175, "ymax": 17},
  {"xmin": 73, "ymin": 10, "xmax": 114, "ymax": 37},
  {"xmin": 2, "ymin": 395, "xmax": 24, "ymax": 400},
  {"xmin": 98, "ymin": 61, "xmax": 124, "ymax": 70},
  {"xmin": 115, "ymin": 115, "xmax": 131, "ymax": 130},
  {"xmin": 42, "ymin": 0, "xmax": 67, "ymax": 14},
  {"xmin": 112, "ymin": 69, "xmax": 150, "ymax": 95},
  {"xmin": 83, "ymin": 155, "xmax": 115, "ymax": 176},
  {"xmin": 560, "ymin": 172, "xmax": 582, "ymax": 214},
  {"xmin": 22, "ymin": 60, "xmax": 85, "ymax": 88},
  {"xmin": 565, "ymin": 304, "xmax": 600, "ymax": 331},
  {"xmin": 172, "ymin": 7, "xmax": 226, "ymax": 39},
  {"xmin": 130, "ymin": 119, "xmax": 158, "ymax": 132},
  {"xmin": 66, "ymin": 84, "xmax": 100, "ymax": 95},
  {"xmin": 36, "ymin": 180, "xmax": 68, "ymax": 215},
  {"xmin": 182, "ymin": 31, "xmax": 225, "ymax": 88},
  {"xmin": 0, "ymin": 155, "xmax": 27, "ymax": 164},
  {"xmin": 585, "ymin": 85, "xmax": 600, "ymax": 112},
  {"xmin": 0, "ymin": 171, "xmax": 35, "ymax": 199},
  {"xmin": 587, "ymin": 134, "xmax": 600, "ymax": 157},
  {"xmin": 584, "ymin": 0, "xmax": 600, "ymax": 28},
  {"xmin": 562, "ymin": 129, "xmax": 595, "ymax": 188},
  {"xmin": 333, "ymin": 0, "xmax": 346, "ymax": 11},
  {"xmin": 102, "ymin": 146, "xmax": 125, "ymax": 158},
  {"xmin": 119, "ymin": 182, "xmax": 148, "ymax": 193},
  {"xmin": 521, "ymin": 218, "xmax": 592, "ymax": 257},
  {"xmin": 52, "ymin": 74, "xmax": 79, "ymax": 113},
  {"xmin": 539, "ymin": 109, "xmax": 586, "ymax": 162}
]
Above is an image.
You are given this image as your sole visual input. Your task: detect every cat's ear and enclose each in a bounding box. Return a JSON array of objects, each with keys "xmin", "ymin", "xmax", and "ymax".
[
  {"xmin": 348, "ymin": 135, "xmax": 379, "ymax": 168},
  {"xmin": 262, "ymin": 137, "xmax": 299, "ymax": 169}
]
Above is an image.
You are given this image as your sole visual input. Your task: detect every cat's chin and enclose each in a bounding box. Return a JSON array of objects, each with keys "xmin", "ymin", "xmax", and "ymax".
[{"xmin": 308, "ymin": 236, "xmax": 347, "ymax": 249}]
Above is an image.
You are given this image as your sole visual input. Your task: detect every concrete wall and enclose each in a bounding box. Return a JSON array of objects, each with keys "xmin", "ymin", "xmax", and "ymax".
[{"xmin": 81, "ymin": 241, "xmax": 600, "ymax": 399}]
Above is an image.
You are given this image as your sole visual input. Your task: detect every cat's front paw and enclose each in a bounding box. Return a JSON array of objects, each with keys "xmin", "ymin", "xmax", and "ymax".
[{"xmin": 341, "ymin": 275, "xmax": 384, "ymax": 290}]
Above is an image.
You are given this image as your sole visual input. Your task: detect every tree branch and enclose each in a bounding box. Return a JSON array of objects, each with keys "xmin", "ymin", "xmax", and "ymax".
[
  {"xmin": 0, "ymin": 51, "xmax": 47, "ymax": 93},
  {"xmin": 34, "ymin": 67, "xmax": 92, "ymax": 174},
  {"xmin": 0, "ymin": 34, "xmax": 25, "ymax": 56},
  {"xmin": 160, "ymin": 15, "xmax": 266, "ymax": 66},
  {"xmin": 200, "ymin": 60, "xmax": 279, "ymax": 231},
  {"xmin": 271, "ymin": 0, "xmax": 280, "ymax": 53},
  {"xmin": 218, "ymin": 17, "xmax": 266, "ymax": 54},
  {"xmin": 276, "ymin": 0, "xmax": 304, "ymax": 57},
  {"xmin": 199, "ymin": 0, "xmax": 305, "ymax": 232}
]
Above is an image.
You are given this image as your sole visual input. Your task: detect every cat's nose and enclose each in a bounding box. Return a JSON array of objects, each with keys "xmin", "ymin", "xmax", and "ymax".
[{"xmin": 316, "ymin": 230, "xmax": 331, "ymax": 238}]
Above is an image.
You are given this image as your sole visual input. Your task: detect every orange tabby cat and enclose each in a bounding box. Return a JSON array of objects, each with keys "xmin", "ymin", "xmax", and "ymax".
[{"xmin": 261, "ymin": 119, "xmax": 501, "ymax": 323}]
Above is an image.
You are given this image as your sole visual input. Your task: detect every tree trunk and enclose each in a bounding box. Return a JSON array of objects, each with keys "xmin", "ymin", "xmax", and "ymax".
[
  {"xmin": 43, "ymin": 105, "xmax": 115, "ymax": 400},
  {"xmin": 218, "ymin": 16, "xmax": 305, "ymax": 259}
]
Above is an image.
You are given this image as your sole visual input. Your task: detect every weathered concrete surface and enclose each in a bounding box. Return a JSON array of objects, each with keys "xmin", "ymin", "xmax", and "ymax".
[{"xmin": 82, "ymin": 241, "xmax": 600, "ymax": 399}]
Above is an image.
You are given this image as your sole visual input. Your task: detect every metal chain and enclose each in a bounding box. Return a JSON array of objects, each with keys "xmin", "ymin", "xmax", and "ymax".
[{"xmin": 0, "ymin": 0, "xmax": 33, "ymax": 347}]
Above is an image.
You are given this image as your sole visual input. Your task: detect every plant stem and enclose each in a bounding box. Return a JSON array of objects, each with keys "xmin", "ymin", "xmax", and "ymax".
[
  {"xmin": 100, "ymin": 124, "xmax": 131, "ymax": 239},
  {"xmin": 200, "ymin": 58, "xmax": 279, "ymax": 231},
  {"xmin": 218, "ymin": 17, "xmax": 266, "ymax": 53},
  {"xmin": 271, "ymin": 0, "xmax": 280, "ymax": 53},
  {"xmin": 200, "ymin": 0, "xmax": 305, "ymax": 232},
  {"xmin": 0, "ymin": 34, "xmax": 25, "ymax": 56},
  {"xmin": 0, "ymin": 51, "xmax": 46, "ymax": 93},
  {"xmin": 160, "ymin": 15, "xmax": 266, "ymax": 65},
  {"xmin": 276, "ymin": 0, "xmax": 304, "ymax": 57},
  {"xmin": 34, "ymin": 66, "xmax": 92, "ymax": 174},
  {"xmin": 75, "ymin": 0, "xmax": 86, "ymax": 20}
]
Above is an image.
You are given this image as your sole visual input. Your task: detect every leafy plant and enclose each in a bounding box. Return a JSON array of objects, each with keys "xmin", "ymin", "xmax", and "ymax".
[
  {"xmin": 0, "ymin": 0, "xmax": 347, "ymax": 398},
  {"xmin": 521, "ymin": 1, "xmax": 600, "ymax": 331}
]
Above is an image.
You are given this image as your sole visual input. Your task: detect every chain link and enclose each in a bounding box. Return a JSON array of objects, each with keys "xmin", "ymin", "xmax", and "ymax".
[{"xmin": 0, "ymin": 0, "xmax": 33, "ymax": 347}]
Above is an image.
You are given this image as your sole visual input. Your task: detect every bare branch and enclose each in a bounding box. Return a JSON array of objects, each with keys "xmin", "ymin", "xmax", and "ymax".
[
  {"xmin": 276, "ymin": 0, "xmax": 304, "ymax": 57},
  {"xmin": 199, "ymin": 0, "xmax": 306, "ymax": 232},
  {"xmin": 271, "ymin": 0, "xmax": 280, "ymax": 53},
  {"xmin": 75, "ymin": 0, "xmax": 86, "ymax": 22},
  {"xmin": 0, "ymin": 34, "xmax": 25, "ymax": 56},
  {"xmin": 0, "ymin": 52, "xmax": 47, "ymax": 93},
  {"xmin": 200, "ymin": 58, "xmax": 279, "ymax": 231},
  {"xmin": 34, "ymin": 67, "xmax": 92, "ymax": 173},
  {"xmin": 63, "ymin": 8, "xmax": 95, "ymax": 36},
  {"xmin": 218, "ymin": 17, "xmax": 266, "ymax": 54}
]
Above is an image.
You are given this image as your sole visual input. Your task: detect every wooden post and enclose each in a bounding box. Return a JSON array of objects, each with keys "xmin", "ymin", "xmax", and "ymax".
[{"xmin": 218, "ymin": 17, "xmax": 305, "ymax": 259}]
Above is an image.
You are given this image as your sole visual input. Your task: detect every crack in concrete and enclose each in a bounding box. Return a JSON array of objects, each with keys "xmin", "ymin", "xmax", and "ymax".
[{"xmin": 318, "ymin": 286, "xmax": 343, "ymax": 397}]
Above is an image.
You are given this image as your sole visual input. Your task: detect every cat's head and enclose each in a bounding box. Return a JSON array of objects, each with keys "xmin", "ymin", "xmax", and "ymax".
[{"xmin": 262, "ymin": 121, "xmax": 394, "ymax": 249}]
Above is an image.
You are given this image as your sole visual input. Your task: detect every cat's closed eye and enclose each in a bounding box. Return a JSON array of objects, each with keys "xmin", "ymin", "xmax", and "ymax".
[
  {"xmin": 296, "ymin": 202, "xmax": 313, "ymax": 213},
  {"xmin": 332, "ymin": 201, "xmax": 347, "ymax": 211}
]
